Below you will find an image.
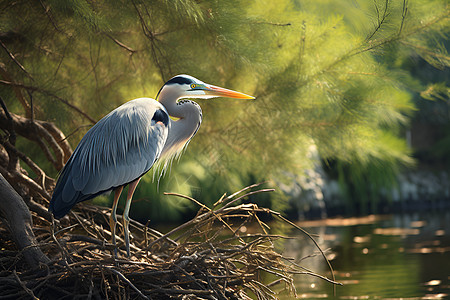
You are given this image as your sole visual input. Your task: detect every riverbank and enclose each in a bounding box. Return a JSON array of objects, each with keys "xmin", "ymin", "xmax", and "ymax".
[{"xmin": 284, "ymin": 167, "xmax": 450, "ymax": 220}]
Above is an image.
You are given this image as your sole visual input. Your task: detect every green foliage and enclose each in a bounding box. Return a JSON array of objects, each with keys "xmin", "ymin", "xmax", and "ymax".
[{"xmin": 0, "ymin": 0, "xmax": 448, "ymax": 221}]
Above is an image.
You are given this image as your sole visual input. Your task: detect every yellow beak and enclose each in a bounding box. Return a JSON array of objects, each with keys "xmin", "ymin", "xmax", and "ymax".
[{"xmin": 205, "ymin": 85, "xmax": 255, "ymax": 99}]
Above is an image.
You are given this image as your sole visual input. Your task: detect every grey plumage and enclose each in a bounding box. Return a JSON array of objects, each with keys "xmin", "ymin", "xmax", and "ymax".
[{"xmin": 49, "ymin": 98, "xmax": 169, "ymax": 218}]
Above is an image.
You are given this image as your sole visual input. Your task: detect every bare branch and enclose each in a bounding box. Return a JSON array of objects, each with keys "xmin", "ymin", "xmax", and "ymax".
[
  {"xmin": 254, "ymin": 21, "xmax": 292, "ymax": 26},
  {"xmin": 0, "ymin": 96, "xmax": 19, "ymax": 171},
  {"xmin": 13, "ymin": 270, "xmax": 38, "ymax": 300},
  {"xmin": 0, "ymin": 40, "xmax": 32, "ymax": 79},
  {"xmin": 0, "ymin": 79, "xmax": 96, "ymax": 124},
  {"xmin": 0, "ymin": 183, "xmax": 338, "ymax": 298},
  {"xmin": 39, "ymin": 121, "xmax": 73, "ymax": 162},
  {"xmin": 3, "ymin": 167, "xmax": 51, "ymax": 200},
  {"xmin": 104, "ymin": 33, "xmax": 137, "ymax": 54},
  {"xmin": 399, "ymin": 0, "xmax": 408, "ymax": 34},
  {"xmin": 107, "ymin": 267, "xmax": 149, "ymax": 300},
  {"xmin": 39, "ymin": 0, "xmax": 63, "ymax": 33},
  {"xmin": 0, "ymin": 64, "xmax": 31, "ymax": 117},
  {"xmin": 366, "ymin": 0, "xmax": 390, "ymax": 41},
  {"xmin": 1, "ymin": 140, "xmax": 55, "ymax": 190},
  {"xmin": 0, "ymin": 106, "xmax": 69, "ymax": 171},
  {"xmin": 131, "ymin": 0, "xmax": 171, "ymax": 80}
]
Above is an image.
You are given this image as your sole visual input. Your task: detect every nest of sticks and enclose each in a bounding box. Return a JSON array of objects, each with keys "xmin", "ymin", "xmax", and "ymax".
[{"xmin": 0, "ymin": 184, "xmax": 338, "ymax": 299}]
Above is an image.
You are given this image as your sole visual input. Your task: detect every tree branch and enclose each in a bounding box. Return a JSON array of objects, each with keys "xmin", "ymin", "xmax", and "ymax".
[
  {"xmin": 0, "ymin": 79, "xmax": 96, "ymax": 124},
  {"xmin": 0, "ymin": 40, "xmax": 32, "ymax": 79},
  {"xmin": 0, "ymin": 174, "xmax": 50, "ymax": 269},
  {"xmin": 104, "ymin": 33, "xmax": 137, "ymax": 54},
  {"xmin": 39, "ymin": 121, "xmax": 73, "ymax": 163},
  {"xmin": 39, "ymin": 0, "xmax": 63, "ymax": 33},
  {"xmin": 0, "ymin": 165, "xmax": 51, "ymax": 201},
  {"xmin": 1, "ymin": 140, "xmax": 55, "ymax": 189},
  {"xmin": 366, "ymin": 0, "xmax": 390, "ymax": 41},
  {"xmin": 0, "ymin": 96, "xmax": 19, "ymax": 172},
  {"xmin": 0, "ymin": 64, "xmax": 31, "ymax": 118},
  {"xmin": 0, "ymin": 107, "xmax": 72, "ymax": 171}
]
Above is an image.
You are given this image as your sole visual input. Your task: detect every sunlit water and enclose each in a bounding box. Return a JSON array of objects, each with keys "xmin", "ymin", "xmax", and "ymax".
[{"xmin": 280, "ymin": 211, "xmax": 450, "ymax": 299}]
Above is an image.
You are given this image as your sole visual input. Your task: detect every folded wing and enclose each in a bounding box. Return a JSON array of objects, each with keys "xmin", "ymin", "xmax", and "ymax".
[{"xmin": 49, "ymin": 98, "xmax": 169, "ymax": 218}]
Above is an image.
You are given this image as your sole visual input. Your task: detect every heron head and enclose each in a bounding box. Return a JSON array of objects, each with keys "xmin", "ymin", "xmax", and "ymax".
[{"xmin": 157, "ymin": 74, "xmax": 255, "ymax": 101}]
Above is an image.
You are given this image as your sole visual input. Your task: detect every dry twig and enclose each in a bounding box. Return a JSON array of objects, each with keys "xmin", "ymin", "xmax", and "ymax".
[{"xmin": 0, "ymin": 184, "xmax": 340, "ymax": 299}]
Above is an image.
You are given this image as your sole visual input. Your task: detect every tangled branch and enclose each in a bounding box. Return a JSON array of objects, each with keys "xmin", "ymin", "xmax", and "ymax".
[
  {"xmin": 0, "ymin": 184, "xmax": 340, "ymax": 299},
  {"xmin": 0, "ymin": 97, "xmax": 72, "ymax": 203}
]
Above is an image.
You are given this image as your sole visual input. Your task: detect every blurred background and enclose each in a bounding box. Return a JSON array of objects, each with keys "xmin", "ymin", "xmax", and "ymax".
[{"xmin": 1, "ymin": 0, "xmax": 448, "ymax": 298}]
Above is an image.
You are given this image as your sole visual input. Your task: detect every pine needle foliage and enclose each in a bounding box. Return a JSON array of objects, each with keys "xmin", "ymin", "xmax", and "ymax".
[{"xmin": 0, "ymin": 0, "xmax": 448, "ymax": 218}]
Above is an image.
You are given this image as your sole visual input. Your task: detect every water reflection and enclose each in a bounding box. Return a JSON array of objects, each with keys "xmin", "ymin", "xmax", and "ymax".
[{"xmin": 281, "ymin": 211, "xmax": 450, "ymax": 299}]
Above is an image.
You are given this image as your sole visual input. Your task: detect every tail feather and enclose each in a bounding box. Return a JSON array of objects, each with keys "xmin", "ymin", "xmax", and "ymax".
[
  {"xmin": 49, "ymin": 160, "xmax": 110, "ymax": 218},
  {"xmin": 49, "ymin": 184, "xmax": 110, "ymax": 218}
]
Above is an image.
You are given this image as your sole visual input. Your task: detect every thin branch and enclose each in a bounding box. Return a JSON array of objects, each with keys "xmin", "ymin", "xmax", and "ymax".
[
  {"xmin": 33, "ymin": 121, "xmax": 65, "ymax": 170},
  {"xmin": 164, "ymin": 191, "xmax": 246, "ymax": 244},
  {"xmin": 0, "ymin": 80, "xmax": 96, "ymax": 124},
  {"xmin": 366, "ymin": 0, "xmax": 390, "ymax": 41},
  {"xmin": 104, "ymin": 33, "xmax": 136, "ymax": 54},
  {"xmin": 1, "ymin": 183, "xmax": 338, "ymax": 299},
  {"xmin": 0, "ymin": 64, "xmax": 31, "ymax": 117},
  {"xmin": 27, "ymin": 91, "xmax": 34, "ymax": 123},
  {"xmin": 0, "ymin": 40, "xmax": 32, "ymax": 79},
  {"xmin": 399, "ymin": 0, "xmax": 408, "ymax": 34},
  {"xmin": 13, "ymin": 270, "xmax": 38, "ymax": 300},
  {"xmin": 271, "ymin": 212, "xmax": 338, "ymax": 295},
  {"xmin": 0, "ymin": 107, "xmax": 68, "ymax": 172},
  {"xmin": 254, "ymin": 21, "xmax": 292, "ymax": 26},
  {"xmin": 107, "ymin": 268, "xmax": 149, "ymax": 300},
  {"xmin": 131, "ymin": 0, "xmax": 171, "ymax": 80},
  {"xmin": 400, "ymin": 40, "xmax": 450, "ymax": 61},
  {"xmin": 35, "ymin": 133, "xmax": 58, "ymax": 165},
  {"xmin": 10, "ymin": 168, "xmax": 51, "ymax": 200},
  {"xmin": 1, "ymin": 140, "xmax": 54, "ymax": 190},
  {"xmin": 39, "ymin": 121, "xmax": 73, "ymax": 161},
  {"xmin": 0, "ymin": 96, "xmax": 18, "ymax": 171},
  {"xmin": 39, "ymin": 0, "xmax": 62, "ymax": 33}
]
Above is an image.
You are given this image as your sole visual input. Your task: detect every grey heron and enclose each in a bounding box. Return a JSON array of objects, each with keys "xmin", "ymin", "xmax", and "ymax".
[{"xmin": 48, "ymin": 74, "xmax": 254, "ymax": 257}]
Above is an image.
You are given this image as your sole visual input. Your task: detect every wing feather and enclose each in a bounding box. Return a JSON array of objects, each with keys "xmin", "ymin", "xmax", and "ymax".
[{"xmin": 49, "ymin": 98, "xmax": 169, "ymax": 218}]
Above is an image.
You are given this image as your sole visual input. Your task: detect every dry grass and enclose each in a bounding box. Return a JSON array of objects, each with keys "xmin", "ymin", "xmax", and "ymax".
[{"xmin": 0, "ymin": 183, "xmax": 339, "ymax": 299}]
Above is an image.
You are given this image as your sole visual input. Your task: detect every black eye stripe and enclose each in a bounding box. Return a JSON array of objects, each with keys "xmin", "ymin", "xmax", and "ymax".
[{"xmin": 165, "ymin": 76, "xmax": 194, "ymax": 85}]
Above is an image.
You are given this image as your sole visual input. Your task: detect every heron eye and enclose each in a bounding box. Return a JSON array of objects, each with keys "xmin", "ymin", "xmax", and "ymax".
[{"xmin": 190, "ymin": 84, "xmax": 197, "ymax": 89}]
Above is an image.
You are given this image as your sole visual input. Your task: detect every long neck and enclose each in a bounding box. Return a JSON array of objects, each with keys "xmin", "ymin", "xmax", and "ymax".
[{"xmin": 158, "ymin": 87, "xmax": 203, "ymax": 158}]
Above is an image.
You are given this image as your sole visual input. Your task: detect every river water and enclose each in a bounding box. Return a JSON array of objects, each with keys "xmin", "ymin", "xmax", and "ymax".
[{"xmin": 281, "ymin": 211, "xmax": 450, "ymax": 299}]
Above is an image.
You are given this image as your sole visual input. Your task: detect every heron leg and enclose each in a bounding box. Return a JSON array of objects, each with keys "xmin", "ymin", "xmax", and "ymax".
[
  {"xmin": 123, "ymin": 178, "xmax": 141, "ymax": 258},
  {"xmin": 110, "ymin": 186, "xmax": 124, "ymax": 258}
]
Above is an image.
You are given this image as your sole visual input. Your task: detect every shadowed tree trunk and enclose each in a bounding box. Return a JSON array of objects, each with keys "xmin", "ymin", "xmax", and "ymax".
[
  {"xmin": 0, "ymin": 173, "xmax": 50, "ymax": 269},
  {"xmin": 0, "ymin": 84, "xmax": 71, "ymax": 271}
]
